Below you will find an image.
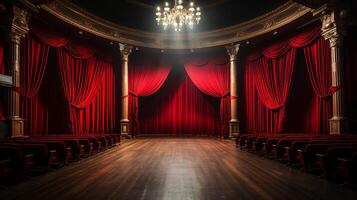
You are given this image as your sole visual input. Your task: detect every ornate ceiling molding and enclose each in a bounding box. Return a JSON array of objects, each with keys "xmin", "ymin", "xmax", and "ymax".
[
  {"xmin": 126, "ymin": 0, "xmax": 228, "ymax": 9},
  {"xmin": 41, "ymin": 0, "xmax": 312, "ymax": 49}
]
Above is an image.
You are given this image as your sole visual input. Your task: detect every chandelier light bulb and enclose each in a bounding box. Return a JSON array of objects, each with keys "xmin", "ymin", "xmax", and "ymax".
[{"xmin": 155, "ymin": 0, "xmax": 201, "ymax": 32}]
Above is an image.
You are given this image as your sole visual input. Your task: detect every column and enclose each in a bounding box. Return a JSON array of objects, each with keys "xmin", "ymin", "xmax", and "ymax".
[
  {"xmin": 119, "ymin": 43, "xmax": 132, "ymax": 138},
  {"xmin": 7, "ymin": 4, "xmax": 30, "ymax": 137},
  {"xmin": 320, "ymin": 9, "xmax": 348, "ymax": 135},
  {"xmin": 226, "ymin": 44, "xmax": 240, "ymax": 138}
]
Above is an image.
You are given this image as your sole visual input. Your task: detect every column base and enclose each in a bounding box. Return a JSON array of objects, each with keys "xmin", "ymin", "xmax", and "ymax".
[
  {"xmin": 329, "ymin": 116, "xmax": 349, "ymax": 135},
  {"xmin": 229, "ymin": 120, "xmax": 239, "ymax": 139},
  {"xmin": 7, "ymin": 116, "xmax": 24, "ymax": 137},
  {"xmin": 120, "ymin": 119, "xmax": 131, "ymax": 139}
]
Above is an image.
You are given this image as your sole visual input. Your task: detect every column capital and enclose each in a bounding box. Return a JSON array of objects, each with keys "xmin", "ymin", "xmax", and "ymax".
[
  {"xmin": 118, "ymin": 43, "xmax": 133, "ymax": 61},
  {"xmin": 8, "ymin": 4, "xmax": 31, "ymax": 40},
  {"xmin": 317, "ymin": 7, "xmax": 348, "ymax": 48},
  {"xmin": 226, "ymin": 44, "xmax": 240, "ymax": 61}
]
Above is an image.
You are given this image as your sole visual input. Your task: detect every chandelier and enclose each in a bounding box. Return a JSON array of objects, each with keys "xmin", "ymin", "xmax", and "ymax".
[{"xmin": 155, "ymin": 0, "xmax": 201, "ymax": 32}]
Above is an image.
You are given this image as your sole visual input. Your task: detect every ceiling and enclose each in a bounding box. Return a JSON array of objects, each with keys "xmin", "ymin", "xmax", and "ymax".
[{"xmin": 71, "ymin": 0, "xmax": 289, "ymax": 32}]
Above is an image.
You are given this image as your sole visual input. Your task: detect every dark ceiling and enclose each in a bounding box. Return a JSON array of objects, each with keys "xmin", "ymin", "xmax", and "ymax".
[{"xmin": 71, "ymin": 0, "xmax": 289, "ymax": 32}]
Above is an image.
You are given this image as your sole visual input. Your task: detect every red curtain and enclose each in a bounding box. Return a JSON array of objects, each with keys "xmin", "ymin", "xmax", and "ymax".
[
  {"xmin": 242, "ymin": 62, "xmax": 258, "ymax": 132},
  {"xmin": 31, "ymin": 23, "xmax": 69, "ymax": 47},
  {"xmin": 303, "ymin": 36, "xmax": 332, "ymax": 133},
  {"xmin": 16, "ymin": 22, "xmax": 118, "ymax": 136},
  {"xmin": 80, "ymin": 61, "xmax": 116, "ymax": 133},
  {"xmin": 251, "ymin": 49, "xmax": 296, "ymax": 132},
  {"xmin": 57, "ymin": 48, "xmax": 106, "ymax": 134},
  {"xmin": 31, "ymin": 22, "xmax": 98, "ymax": 59},
  {"xmin": 242, "ymin": 24, "xmax": 329, "ymax": 134},
  {"xmin": 20, "ymin": 34, "xmax": 50, "ymax": 135},
  {"xmin": 289, "ymin": 25, "xmax": 321, "ymax": 47},
  {"xmin": 139, "ymin": 66, "xmax": 219, "ymax": 135},
  {"xmin": 184, "ymin": 56, "xmax": 230, "ymax": 137},
  {"xmin": 65, "ymin": 40, "xmax": 96, "ymax": 59},
  {"xmin": 128, "ymin": 58, "xmax": 171, "ymax": 135}
]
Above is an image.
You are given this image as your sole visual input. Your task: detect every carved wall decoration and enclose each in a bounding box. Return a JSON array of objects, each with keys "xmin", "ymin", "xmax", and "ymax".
[{"xmin": 40, "ymin": 0, "xmax": 312, "ymax": 49}]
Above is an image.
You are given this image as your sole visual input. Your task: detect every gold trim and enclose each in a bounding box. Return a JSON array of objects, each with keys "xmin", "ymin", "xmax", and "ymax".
[
  {"xmin": 126, "ymin": 0, "xmax": 228, "ymax": 9},
  {"xmin": 41, "ymin": 0, "xmax": 312, "ymax": 49}
]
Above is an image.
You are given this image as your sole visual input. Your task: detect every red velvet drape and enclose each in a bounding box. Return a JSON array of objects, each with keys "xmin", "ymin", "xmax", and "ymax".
[
  {"xmin": 15, "ymin": 22, "xmax": 118, "ymax": 136},
  {"xmin": 128, "ymin": 59, "xmax": 171, "ymax": 135},
  {"xmin": 57, "ymin": 48, "xmax": 106, "ymax": 134},
  {"xmin": 251, "ymin": 49, "xmax": 296, "ymax": 133},
  {"xmin": 139, "ymin": 66, "xmax": 219, "ymax": 135},
  {"xmin": 303, "ymin": 37, "xmax": 332, "ymax": 133},
  {"xmin": 82, "ymin": 61, "xmax": 116, "ymax": 133},
  {"xmin": 184, "ymin": 56, "xmax": 230, "ymax": 137},
  {"xmin": 31, "ymin": 23, "xmax": 69, "ymax": 47},
  {"xmin": 20, "ymin": 33, "xmax": 50, "ymax": 135},
  {"xmin": 243, "ymin": 24, "xmax": 331, "ymax": 134}
]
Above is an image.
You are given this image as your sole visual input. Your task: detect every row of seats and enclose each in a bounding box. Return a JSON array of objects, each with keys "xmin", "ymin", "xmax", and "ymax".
[
  {"xmin": 0, "ymin": 134, "xmax": 120, "ymax": 184},
  {"xmin": 236, "ymin": 133, "xmax": 357, "ymax": 186}
]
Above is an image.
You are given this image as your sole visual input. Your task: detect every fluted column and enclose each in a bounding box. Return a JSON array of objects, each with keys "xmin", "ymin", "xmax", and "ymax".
[
  {"xmin": 320, "ymin": 8, "xmax": 349, "ymax": 135},
  {"xmin": 7, "ymin": 4, "xmax": 30, "ymax": 137},
  {"xmin": 119, "ymin": 43, "xmax": 132, "ymax": 138},
  {"xmin": 226, "ymin": 44, "xmax": 240, "ymax": 138}
]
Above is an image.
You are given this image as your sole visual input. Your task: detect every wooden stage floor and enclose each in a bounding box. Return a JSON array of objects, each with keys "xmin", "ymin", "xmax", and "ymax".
[{"xmin": 1, "ymin": 138, "xmax": 356, "ymax": 200}]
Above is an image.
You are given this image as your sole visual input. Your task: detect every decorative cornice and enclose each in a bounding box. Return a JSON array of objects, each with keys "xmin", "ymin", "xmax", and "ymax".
[
  {"xmin": 119, "ymin": 43, "xmax": 133, "ymax": 61},
  {"xmin": 41, "ymin": 0, "xmax": 312, "ymax": 50},
  {"xmin": 315, "ymin": 5, "xmax": 349, "ymax": 48},
  {"xmin": 226, "ymin": 44, "xmax": 240, "ymax": 61},
  {"xmin": 9, "ymin": 4, "xmax": 31, "ymax": 38}
]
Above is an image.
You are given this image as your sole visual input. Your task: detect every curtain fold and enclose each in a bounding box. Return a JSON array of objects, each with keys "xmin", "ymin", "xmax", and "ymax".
[
  {"xmin": 128, "ymin": 59, "xmax": 171, "ymax": 135},
  {"xmin": 184, "ymin": 56, "xmax": 230, "ymax": 137},
  {"xmin": 303, "ymin": 36, "xmax": 332, "ymax": 133},
  {"xmin": 65, "ymin": 40, "xmax": 96, "ymax": 59},
  {"xmin": 289, "ymin": 25, "xmax": 321, "ymax": 47},
  {"xmin": 80, "ymin": 61, "xmax": 116, "ymax": 133},
  {"xmin": 18, "ymin": 22, "xmax": 117, "ymax": 136},
  {"xmin": 31, "ymin": 22, "xmax": 97, "ymax": 59},
  {"xmin": 253, "ymin": 49, "xmax": 296, "ymax": 132},
  {"xmin": 57, "ymin": 48, "xmax": 106, "ymax": 134},
  {"xmin": 139, "ymin": 66, "xmax": 219, "ymax": 136},
  {"xmin": 243, "ymin": 24, "xmax": 324, "ymax": 134},
  {"xmin": 20, "ymin": 34, "xmax": 50, "ymax": 135},
  {"xmin": 31, "ymin": 23, "xmax": 70, "ymax": 47}
]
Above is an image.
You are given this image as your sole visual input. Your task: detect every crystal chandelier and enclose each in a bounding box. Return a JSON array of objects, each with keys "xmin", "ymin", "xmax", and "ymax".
[{"xmin": 155, "ymin": 0, "xmax": 201, "ymax": 32}]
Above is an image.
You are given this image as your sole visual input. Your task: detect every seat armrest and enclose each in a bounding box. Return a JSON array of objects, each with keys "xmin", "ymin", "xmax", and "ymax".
[
  {"xmin": 316, "ymin": 153, "xmax": 325, "ymax": 158},
  {"xmin": 0, "ymin": 159, "xmax": 11, "ymax": 165},
  {"xmin": 337, "ymin": 157, "xmax": 349, "ymax": 163},
  {"xmin": 25, "ymin": 154, "xmax": 34, "ymax": 159}
]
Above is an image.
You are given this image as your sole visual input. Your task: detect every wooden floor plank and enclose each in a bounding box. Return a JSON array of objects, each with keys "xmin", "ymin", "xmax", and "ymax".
[{"xmin": 0, "ymin": 138, "xmax": 356, "ymax": 200}]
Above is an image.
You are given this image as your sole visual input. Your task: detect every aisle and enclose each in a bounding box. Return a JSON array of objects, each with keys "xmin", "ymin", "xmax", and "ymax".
[{"xmin": 1, "ymin": 138, "xmax": 356, "ymax": 200}]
